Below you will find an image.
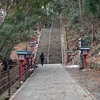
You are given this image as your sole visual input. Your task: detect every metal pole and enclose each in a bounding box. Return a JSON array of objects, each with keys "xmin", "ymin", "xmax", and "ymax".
[
  {"xmin": 31, "ymin": 58, "xmax": 32, "ymax": 66},
  {"xmin": 0, "ymin": 71, "xmax": 2, "ymax": 95},
  {"xmin": 28, "ymin": 58, "xmax": 30, "ymax": 73},
  {"xmin": 7, "ymin": 67, "xmax": 10, "ymax": 97},
  {"xmin": 24, "ymin": 65, "xmax": 27, "ymax": 81},
  {"xmin": 26, "ymin": 58, "xmax": 29, "ymax": 74},
  {"xmin": 29, "ymin": 57, "xmax": 32, "ymax": 70},
  {"xmin": 31, "ymin": 46, "xmax": 33, "ymax": 52}
]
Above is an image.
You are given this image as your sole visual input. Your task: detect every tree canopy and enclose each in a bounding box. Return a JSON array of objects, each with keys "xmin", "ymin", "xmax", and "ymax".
[
  {"xmin": 0, "ymin": 0, "xmax": 100, "ymax": 70},
  {"xmin": 0, "ymin": 0, "xmax": 58, "ymax": 70}
]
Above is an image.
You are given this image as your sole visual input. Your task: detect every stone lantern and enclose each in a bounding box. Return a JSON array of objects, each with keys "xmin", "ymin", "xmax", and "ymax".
[
  {"xmin": 66, "ymin": 50, "xmax": 73, "ymax": 63},
  {"xmin": 80, "ymin": 46, "xmax": 90, "ymax": 69}
]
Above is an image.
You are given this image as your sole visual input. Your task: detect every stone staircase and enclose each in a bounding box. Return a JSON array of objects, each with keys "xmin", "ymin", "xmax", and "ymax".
[{"xmin": 35, "ymin": 20, "xmax": 62, "ymax": 64}]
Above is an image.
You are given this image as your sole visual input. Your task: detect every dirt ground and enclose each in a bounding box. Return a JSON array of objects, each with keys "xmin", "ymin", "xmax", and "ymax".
[
  {"xmin": 66, "ymin": 25, "xmax": 100, "ymax": 100},
  {"xmin": 67, "ymin": 68, "xmax": 100, "ymax": 100}
]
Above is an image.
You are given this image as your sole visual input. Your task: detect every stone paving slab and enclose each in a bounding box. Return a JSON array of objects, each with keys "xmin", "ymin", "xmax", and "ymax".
[{"xmin": 10, "ymin": 64, "xmax": 96, "ymax": 100}]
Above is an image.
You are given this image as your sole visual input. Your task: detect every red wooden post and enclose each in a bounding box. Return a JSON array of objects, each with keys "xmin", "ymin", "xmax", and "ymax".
[
  {"xmin": 68, "ymin": 55, "xmax": 71, "ymax": 63},
  {"xmin": 19, "ymin": 60, "xmax": 24, "ymax": 80},
  {"xmin": 31, "ymin": 46, "xmax": 34, "ymax": 52},
  {"xmin": 34, "ymin": 34, "xmax": 37, "ymax": 42},
  {"xmin": 30, "ymin": 55, "xmax": 34, "ymax": 66},
  {"xmin": 66, "ymin": 50, "xmax": 72, "ymax": 63},
  {"xmin": 29, "ymin": 42, "xmax": 35, "ymax": 52},
  {"xmin": 80, "ymin": 46, "xmax": 90, "ymax": 69},
  {"xmin": 83, "ymin": 55, "xmax": 87, "ymax": 69},
  {"xmin": 16, "ymin": 50, "xmax": 32, "ymax": 82},
  {"xmin": 30, "ymin": 57, "xmax": 32, "ymax": 66},
  {"xmin": 67, "ymin": 56, "xmax": 69, "ymax": 63}
]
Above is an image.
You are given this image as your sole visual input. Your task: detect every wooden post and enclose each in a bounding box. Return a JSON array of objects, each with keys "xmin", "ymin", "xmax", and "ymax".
[
  {"xmin": 19, "ymin": 61, "xmax": 24, "ymax": 81},
  {"xmin": 83, "ymin": 55, "xmax": 87, "ymax": 69}
]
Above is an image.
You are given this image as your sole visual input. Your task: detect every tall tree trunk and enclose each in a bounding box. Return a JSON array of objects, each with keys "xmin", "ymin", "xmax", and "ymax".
[
  {"xmin": 78, "ymin": 0, "xmax": 83, "ymax": 31},
  {"xmin": 91, "ymin": 23, "xmax": 96, "ymax": 50}
]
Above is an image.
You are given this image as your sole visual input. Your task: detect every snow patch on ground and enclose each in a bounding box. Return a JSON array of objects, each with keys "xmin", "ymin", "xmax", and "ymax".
[{"xmin": 66, "ymin": 65, "xmax": 79, "ymax": 68}]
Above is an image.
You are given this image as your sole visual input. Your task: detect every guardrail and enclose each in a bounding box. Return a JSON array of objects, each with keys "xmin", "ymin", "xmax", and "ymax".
[
  {"xmin": 0, "ymin": 29, "xmax": 41, "ymax": 100},
  {"xmin": 0, "ymin": 63, "xmax": 35, "ymax": 99}
]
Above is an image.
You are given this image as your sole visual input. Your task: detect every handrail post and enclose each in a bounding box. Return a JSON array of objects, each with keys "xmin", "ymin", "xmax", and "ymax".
[
  {"xmin": 7, "ymin": 67, "xmax": 10, "ymax": 98},
  {"xmin": 24, "ymin": 65, "xmax": 27, "ymax": 81},
  {"xmin": 0, "ymin": 72, "xmax": 2, "ymax": 95}
]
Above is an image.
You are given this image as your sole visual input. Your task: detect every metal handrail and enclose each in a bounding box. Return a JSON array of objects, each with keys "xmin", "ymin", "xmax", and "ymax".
[
  {"xmin": 9, "ymin": 71, "xmax": 19, "ymax": 76},
  {"xmin": 0, "ymin": 69, "xmax": 19, "ymax": 82},
  {"xmin": 0, "ymin": 82, "xmax": 9, "ymax": 90},
  {"xmin": 9, "ymin": 76, "xmax": 19, "ymax": 84},
  {"xmin": 1, "ymin": 70, "xmax": 8, "ymax": 74},
  {"xmin": 0, "ymin": 75, "xmax": 9, "ymax": 82},
  {"xmin": 0, "ymin": 30, "xmax": 41, "ymax": 99},
  {"xmin": 0, "ymin": 63, "xmax": 34, "ymax": 97}
]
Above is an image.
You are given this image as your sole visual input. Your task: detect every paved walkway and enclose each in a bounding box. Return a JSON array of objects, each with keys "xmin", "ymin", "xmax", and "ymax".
[{"xmin": 10, "ymin": 64, "xmax": 96, "ymax": 100}]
